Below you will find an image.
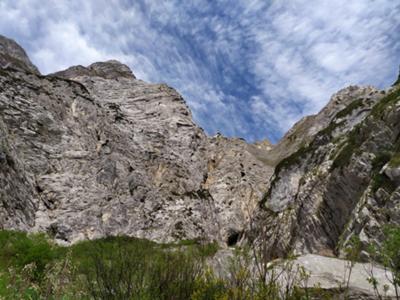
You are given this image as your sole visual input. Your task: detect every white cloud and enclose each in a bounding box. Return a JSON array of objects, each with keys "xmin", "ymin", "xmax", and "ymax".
[
  {"xmin": 32, "ymin": 22, "xmax": 110, "ymax": 73},
  {"xmin": 245, "ymin": 0, "xmax": 400, "ymax": 134},
  {"xmin": 0, "ymin": 0, "xmax": 399, "ymax": 142}
]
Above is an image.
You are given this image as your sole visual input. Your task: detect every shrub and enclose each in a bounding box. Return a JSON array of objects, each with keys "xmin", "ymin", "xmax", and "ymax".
[
  {"xmin": 331, "ymin": 124, "xmax": 363, "ymax": 170},
  {"xmin": 367, "ymin": 225, "xmax": 400, "ymax": 299},
  {"xmin": 335, "ymin": 99, "xmax": 364, "ymax": 119},
  {"xmin": 389, "ymin": 153, "xmax": 400, "ymax": 167},
  {"xmin": 371, "ymin": 87, "xmax": 400, "ymax": 119},
  {"xmin": 0, "ymin": 230, "xmax": 62, "ymax": 282},
  {"xmin": 75, "ymin": 236, "xmax": 205, "ymax": 300}
]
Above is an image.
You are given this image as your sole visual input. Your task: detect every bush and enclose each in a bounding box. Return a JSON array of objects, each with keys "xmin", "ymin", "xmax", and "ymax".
[
  {"xmin": 389, "ymin": 152, "xmax": 400, "ymax": 167},
  {"xmin": 0, "ymin": 230, "xmax": 353, "ymax": 299},
  {"xmin": 0, "ymin": 230, "xmax": 62, "ymax": 282},
  {"xmin": 367, "ymin": 226, "xmax": 400, "ymax": 299},
  {"xmin": 73, "ymin": 236, "xmax": 205, "ymax": 300},
  {"xmin": 371, "ymin": 87, "xmax": 400, "ymax": 118}
]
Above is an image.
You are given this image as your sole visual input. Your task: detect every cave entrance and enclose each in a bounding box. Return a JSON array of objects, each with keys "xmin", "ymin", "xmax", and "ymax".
[{"xmin": 227, "ymin": 229, "xmax": 242, "ymax": 247}]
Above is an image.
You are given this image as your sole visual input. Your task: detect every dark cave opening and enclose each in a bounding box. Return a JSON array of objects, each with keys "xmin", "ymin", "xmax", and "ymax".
[{"xmin": 227, "ymin": 230, "xmax": 242, "ymax": 246}]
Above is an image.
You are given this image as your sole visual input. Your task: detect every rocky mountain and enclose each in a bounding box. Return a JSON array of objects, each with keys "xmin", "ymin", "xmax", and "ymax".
[
  {"xmin": 251, "ymin": 84, "xmax": 400, "ymax": 260},
  {"xmin": 0, "ymin": 33, "xmax": 399, "ymax": 260},
  {"xmin": 0, "ymin": 34, "xmax": 273, "ymax": 246}
]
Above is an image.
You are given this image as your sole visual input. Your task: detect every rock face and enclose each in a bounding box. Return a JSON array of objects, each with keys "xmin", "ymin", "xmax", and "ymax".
[
  {"xmin": 0, "ymin": 35, "xmax": 399, "ymax": 267},
  {"xmin": 293, "ymin": 254, "xmax": 397, "ymax": 299},
  {"xmin": 205, "ymin": 136, "xmax": 273, "ymax": 244},
  {"xmin": 0, "ymin": 35, "xmax": 39, "ymax": 74},
  {"xmin": 0, "ymin": 36, "xmax": 273, "ymax": 245},
  {"xmin": 1, "ymin": 34, "xmax": 400, "ymax": 298},
  {"xmin": 252, "ymin": 84, "xmax": 400, "ymax": 259}
]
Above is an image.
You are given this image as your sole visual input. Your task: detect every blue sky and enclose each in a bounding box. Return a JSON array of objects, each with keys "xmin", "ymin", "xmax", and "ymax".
[{"xmin": 1, "ymin": 1, "xmax": 399, "ymax": 143}]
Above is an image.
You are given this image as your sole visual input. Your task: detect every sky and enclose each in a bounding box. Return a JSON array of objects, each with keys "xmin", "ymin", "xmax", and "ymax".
[{"xmin": 0, "ymin": 1, "xmax": 399, "ymax": 143}]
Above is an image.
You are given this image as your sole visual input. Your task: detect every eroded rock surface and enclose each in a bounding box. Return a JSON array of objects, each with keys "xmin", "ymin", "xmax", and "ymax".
[
  {"xmin": 1, "ymin": 34, "xmax": 400, "ymax": 299},
  {"xmin": 294, "ymin": 254, "xmax": 397, "ymax": 299},
  {"xmin": 0, "ymin": 36, "xmax": 272, "ymax": 245},
  {"xmin": 252, "ymin": 84, "xmax": 400, "ymax": 259},
  {"xmin": 0, "ymin": 35, "xmax": 39, "ymax": 74}
]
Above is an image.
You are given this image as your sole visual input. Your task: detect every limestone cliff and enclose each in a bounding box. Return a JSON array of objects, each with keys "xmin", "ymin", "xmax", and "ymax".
[
  {"xmin": 0, "ymin": 34, "xmax": 399, "ymax": 262},
  {"xmin": 0, "ymin": 35, "xmax": 272, "ymax": 245},
  {"xmin": 253, "ymin": 84, "xmax": 400, "ymax": 259}
]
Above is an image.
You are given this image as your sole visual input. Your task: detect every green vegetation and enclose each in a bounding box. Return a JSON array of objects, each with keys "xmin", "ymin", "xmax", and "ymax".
[
  {"xmin": 2, "ymin": 227, "xmax": 400, "ymax": 299},
  {"xmin": 335, "ymin": 99, "xmax": 364, "ymax": 119},
  {"xmin": 369, "ymin": 151, "xmax": 396, "ymax": 194},
  {"xmin": 389, "ymin": 152, "xmax": 400, "ymax": 167},
  {"xmin": 371, "ymin": 173, "xmax": 396, "ymax": 194},
  {"xmin": 0, "ymin": 230, "xmax": 316, "ymax": 300},
  {"xmin": 274, "ymin": 146, "xmax": 309, "ymax": 175},
  {"xmin": 330, "ymin": 124, "xmax": 363, "ymax": 170},
  {"xmin": 261, "ymin": 145, "xmax": 312, "ymax": 205},
  {"xmin": 0, "ymin": 231, "xmax": 217, "ymax": 300},
  {"xmin": 263, "ymin": 95, "xmax": 370, "ymax": 203},
  {"xmin": 340, "ymin": 226, "xmax": 400, "ymax": 300},
  {"xmin": 372, "ymin": 151, "xmax": 392, "ymax": 171},
  {"xmin": 367, "ymin": 226, "xmax": 400, "ymax": 299},
  {"xmin": 343, "ymin": 235, "xmax": 362, "ymax": 298},
  {"xmin": 371, "ymin": 87, "xmax": 400, "ymax": 119},
  {"xmin": 331, "ymin": 87, "xmax": 400, "ymax": 171}
]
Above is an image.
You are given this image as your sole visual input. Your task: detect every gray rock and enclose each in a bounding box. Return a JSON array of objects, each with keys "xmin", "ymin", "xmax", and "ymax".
[
  {"xmin": 294, "ymin": 254, "xmax": 398, "ymax": 299},
  {"xmin": 0, "ymin": 35, "xmax": 272, "ymax": 246},
  {"xmin": 1, "ymin": 35, "xmax": 399, "ymax": 294},
  {"xmin": 52, "ymin": 60, "xmax": 135, "ymax": 80},
  {"xmin": 0, "ymin": 34, "xmax": 39, "ymax": 74},
  {"xmin": 251, "ymin": 84, "xmax": 400, "ymax": 258}
]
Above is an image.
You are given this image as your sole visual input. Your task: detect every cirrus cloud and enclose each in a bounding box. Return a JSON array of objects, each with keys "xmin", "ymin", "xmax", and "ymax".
[{"xmin": 0, "ymin": 0, "xmax": 399, "ymax": 143}]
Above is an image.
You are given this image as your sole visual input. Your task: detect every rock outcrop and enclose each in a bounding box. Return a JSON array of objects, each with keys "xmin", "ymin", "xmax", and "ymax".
[
  {"xmin": 252, "ymin": 84, "xmax": 400, "ymax": 259},
  {"xmin": 0, "ymin": 33, "xmax": 399, "ymax": 269},
  {"xmin": 0, "ymin": 35, "xmax": 39, "ymax": 74},
  {"xmin": 0, "ymin": 35, "xmax": 273, "ymax": 245},
  {"xmin": 1, "ymin": 34, "xmax": 400, "ymax": 298}
]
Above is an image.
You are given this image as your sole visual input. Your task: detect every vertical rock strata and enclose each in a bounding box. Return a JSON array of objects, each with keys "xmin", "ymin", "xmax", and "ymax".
[
  {"xmin": 0, "ymin": 35, "xmax": 273, "ymax": 245},
  {"xmin": 0, "ymin": 34, "xmax": 399, "ymax": 259},
  {"xmin": 254, "ymin": 85, "xmax": 400, "ymax": 257}
]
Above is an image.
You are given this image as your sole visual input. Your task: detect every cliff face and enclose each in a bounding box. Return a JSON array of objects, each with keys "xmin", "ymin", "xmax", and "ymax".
[
  {"xmin": 253, "ymin": 84, "xmax": 400, "ymax": 258},
  {"xmin": 0, "ymin": 35, "xmax": 273, "ymax": 245},
  {"xmin": 0, "ymin": 35, "xmax": 399, "ymax": 259}
]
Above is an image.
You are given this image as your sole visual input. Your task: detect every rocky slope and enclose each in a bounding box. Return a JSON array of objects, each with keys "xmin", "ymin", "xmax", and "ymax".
[
  {"xmin": 0, "ymin": 35, "xmax": 273, "ymax": 245},
  {"xmin": 252, "ymin": 83, "xmax": 400, "ymax": 259},
  {"xmin": 0, "ymin": 34, "xmax": 399, "ymax": 261}
]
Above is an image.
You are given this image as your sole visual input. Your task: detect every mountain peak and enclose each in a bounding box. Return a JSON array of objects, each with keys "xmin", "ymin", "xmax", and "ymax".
[
  {"xmin": 0, "ymin": 35, "xmax": 40, "ymax": 74},
  {"xmin": 51, "ymin": 60, "xmax": 136, "ymax": 80}
]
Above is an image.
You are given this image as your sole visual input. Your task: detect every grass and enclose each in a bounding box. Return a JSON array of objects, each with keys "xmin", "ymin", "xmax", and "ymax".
[
  {"xmin": 335, "ymin": 98, "xmax": 364, "ymax": 119},
  {"xmin": 1, "ymin": 227, "xmax": 399, "ymax": 299},
  {"xmin": 0, "ymin": 231, "xmax": 62, "ymax": 281},
  {"xmin": 371, "ymin": 87, "xmax": 400, "ymax": 119},
  {"xmin": 262, "ymin": 86, "xmax": 400, "ymax": 211},
  {"xmin": 371, "ymin": 151, "xmax": 392, "ymax": 171},
  {"xmin": 389, "ymin": 152, "xmax": 400, "ymax": 167},
  {"xmin": 330, "ymin": 124, "xmax": 364, "ymax": 170},
  {"xmin": 0, "ymin": 231, "xmax": 221, "ymax": 300},
  {"xmin": 0, "ymin": 230, "xmax": 328, "ymax": 299}
]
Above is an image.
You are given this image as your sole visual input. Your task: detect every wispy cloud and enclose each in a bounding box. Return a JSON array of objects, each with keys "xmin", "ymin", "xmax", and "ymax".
[{"xmin": 0, "ymin": 0, "xmax": 399, "ymax": 142}]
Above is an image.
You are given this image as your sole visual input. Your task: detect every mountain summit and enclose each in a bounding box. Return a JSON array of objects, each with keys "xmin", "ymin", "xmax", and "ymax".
[
  {"xmin": 0, "ymin": 34, "xmax": 40, "ymax": 74},
  {"xmin": 0, "ymin": 36, "xmax": 399, "ymax": 297},
  {"xmin": 0, "ymin": 36, "xmax": 273, "ymax": 246}
]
